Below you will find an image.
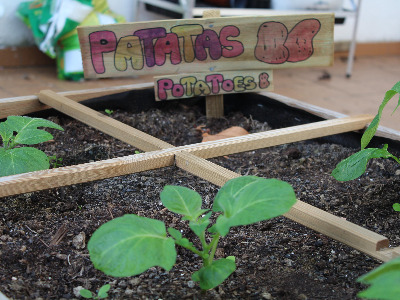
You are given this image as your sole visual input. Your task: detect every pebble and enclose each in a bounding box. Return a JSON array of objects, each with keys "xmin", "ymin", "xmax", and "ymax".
[
  {"xmin": 129, "ymin": 278, "xmax": 141, "ymax": 286},
  {"xmin": 262, "ymin": 292, "xmax": 272, "ymax": 299},
  {"xmin": 187, "ymin": 281, "xmax": 195, "ymax": 288},
  {"xmin": 72, "ymin": 232, "xmax": 86, "ymax": 249},
  {"xmin": 73, "ymin": 286, "xmax": 84, "ymax": 298}
]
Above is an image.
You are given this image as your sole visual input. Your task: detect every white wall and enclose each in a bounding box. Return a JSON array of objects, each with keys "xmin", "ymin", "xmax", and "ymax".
[
  {"xmin": 0, "ymin": 0, "xmax": 400, "ymax": 48},
  {"xmin": 335, "ymin": 0, "xmax": 400, "ymax": 42},
  {"xmin": 0, "ymin": 0, "xmax": 35, "ymax": 48}
]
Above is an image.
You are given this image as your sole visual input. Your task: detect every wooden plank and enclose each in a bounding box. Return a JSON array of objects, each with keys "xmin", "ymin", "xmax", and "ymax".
[
  {"xmin": 175, "ymin": 151, "xmax": 392, "ymax": 262},
  {"xmin": 2, "ymin": 83, "xmax": 399, "ymax": 143},
  {"xmin": 38, "ymin": 90, "xmax": 172, "ymax": 152},
  {"xmin": 0, "ymin": 151, "xmax": 174, "ymax": 198},
  {"xmin": 0, "ymin": 82, "xmax": 153, "ymax": 119},
  {"xmin": 77, "ymin": 13, "xmax": 334, "ymax": 78},
  {"xmin": 0, "ymin": 46, "xmax": 53, "ymax": 67},
  {"xmin": 175, "ymin": 115, "xmax": 374, "ymax": 158},
  {"xmin": 154, "ymin": 70, "xmax": 273, "ymax": 101},
  {"xmin": 175, "ymin": 151, "xmax": 240, "ymax": 186},
  {"xmin": 0, "ymin": 114, "xmax": 373, "ymax": 198},
  {"xmin": 262, "ymin": 91, "xmax": 400, "ymax": 142}
]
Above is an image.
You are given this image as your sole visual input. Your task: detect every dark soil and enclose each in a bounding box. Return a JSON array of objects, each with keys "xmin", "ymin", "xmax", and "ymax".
[{"xmin": 1, "ymin": 94, "xmax": 399, "ymax": 300}]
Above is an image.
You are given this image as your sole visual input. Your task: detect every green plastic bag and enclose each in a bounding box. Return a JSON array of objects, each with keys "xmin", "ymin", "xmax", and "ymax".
[{"xmin": 17, "ymin": 0, "xmax": 125, "ymax": 80}]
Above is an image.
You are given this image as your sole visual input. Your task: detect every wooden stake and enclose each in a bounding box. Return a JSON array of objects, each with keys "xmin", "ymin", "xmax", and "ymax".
[{"xmin": 203, "ymin": 9, "xmax": 224, "ymax": 119}]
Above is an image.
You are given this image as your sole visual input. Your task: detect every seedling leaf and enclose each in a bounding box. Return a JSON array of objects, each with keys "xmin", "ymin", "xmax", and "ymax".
[
  {"xmin": 0, "ymin": 147, "xmax": 49, "ymax": 177},
  {"xmin": 7, "ymin": 116, "xmax": 63, "ymax": 145},
  {"xmin": 361, "ymin": 81, "xmax": 400, "ymax": 149},
  {"xmin": 88, "ymin": 214, "xmax": 176, "ymax": 277},
  {"xmin": 98, "ymin": 284, "xmax": 110, "ymax": 298},
  {"xmin": 0, "ymin": 122, "xmax": 13, "ymax": 146},
  {"xmin": 393, "ymin": 203, "xmax": 400, "ymax": 212},
  {"xmin": 213, "ymin": 176, "xmax": 296, "ymax": 236},
  {"xmin": 331, "ymin": 145, "xmax": 395, "ymax": 181},
  {"xmin": 168, "ymin": 227, "xmax": 194, "ymax": 248},
  {"xmin": 189, "ymin": 212, "xmax": 212, "ymax": 237},
  {"xmin": 79, "ymin": 289, "xmax": 93, "ymax": 298},
  {"xmin": 357, "ymin": 256, "xmax": 400, "ymax": 300},
  {"xmin": 161, "ymin": 186, "xmax": 207, "ymax": 221},
  {"xmin": 192, "ymin": 258, "xmax": 236, "ymax": 290}
]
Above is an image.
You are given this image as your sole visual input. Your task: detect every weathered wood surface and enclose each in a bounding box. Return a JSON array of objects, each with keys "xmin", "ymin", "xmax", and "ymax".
[
  {"xmin": 0, "ymin": 113, "xmax": 374, "ymax": 198},
  {"xmin": 0, "ymin": 82, "xmax": 153, "ymax": 119},
  {"xmin": 154, "ymin": 70, "xmax": 273, "ymax": 101},
  {"xmin": 1, "ymin": 83, "xmax": 399, "ymax": 143},
  {"xmin": 203, "ymin": 9, "xmax": 224, "ymax": 119},
  {"xmin": 39, "ymin": 90, "xmax": 172, "ymax": 152},
  {"xmin": 77, "ymin": 13, "xmax": 334, "ymax": 78}
]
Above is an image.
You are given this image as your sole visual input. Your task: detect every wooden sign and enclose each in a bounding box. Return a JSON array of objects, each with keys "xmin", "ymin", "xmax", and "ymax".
[
  {"xmin": 154, "ymin": 70, "xmax": 273, "ymax": 101},
  {"xmin": 77, "ymin": 14, "xmax": 334, "ymax": 78}
]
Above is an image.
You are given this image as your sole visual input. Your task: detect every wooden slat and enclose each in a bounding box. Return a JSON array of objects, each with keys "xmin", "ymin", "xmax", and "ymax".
[
  {"xmin": 174, "ymin": 151, "xmax": 393, "ymax": 262},
  {"xmin": 0, "ymin": 151, "xmax": 174, "ymax": 198},
  {"xmin": 175, "ymin": 151, "xmax": 240, "ymax": 186},
  {"xmin": 38, "ymin": 90, "xmax": 172, "ymax": 152},
  {"xmin": 77, "ymin": 14, "xmax": 334, "ymax": 78},
  {"xmin": 0, "ymin": 82, "xmax": 153, "ymax": 119},
  {"xmin": 0, "ymin": 114, "xmax": 373, "ymax": 198},
  {"xmin": 263, "ymin": 91, "xmax": 400, "ymax": 142},
  {"xmin": 174, "ymin": 114, "xmax": 374, "ymax": 158}
]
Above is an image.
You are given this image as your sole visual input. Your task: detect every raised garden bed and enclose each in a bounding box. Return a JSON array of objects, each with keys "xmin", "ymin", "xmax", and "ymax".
[{"xmin": 0, "ymin": 85, "xmax": 399, "ymax": 299}]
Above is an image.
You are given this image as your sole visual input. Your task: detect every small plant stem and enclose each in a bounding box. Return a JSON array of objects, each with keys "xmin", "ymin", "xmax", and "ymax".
[
  {"xmin": 199, "ymin": 231, "xmax": 209, "ymax": 253},
  {"xmin": 205, "ymin": 233, "xmax": 220, "ymax": 266},
  {"xmin": 179, "ymin": 242, "xmax": 204, "ymax": 258}
]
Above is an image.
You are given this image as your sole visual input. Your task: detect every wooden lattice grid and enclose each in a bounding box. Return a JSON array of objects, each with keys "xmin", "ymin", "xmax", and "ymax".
[{"xmin": 1, "ymin": 84, "xmax": 399, "ymax": 265}]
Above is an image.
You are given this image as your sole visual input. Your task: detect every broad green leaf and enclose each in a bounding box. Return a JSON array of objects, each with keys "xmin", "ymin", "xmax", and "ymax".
[
  {"xmin": 331, "ymin": 145, "xmax": 396, "ymax": 181},
  {"xmin": 88, "ymin": 214, "xmax": 176, "ymax": 277},
  {"xmin": 79, "ymin": 289, "xmax": 93, "ymax": 298},
  {"xmin": 5, "ymin": 116, "xmax": 63, "ymax": 145},
  {"xmin": 15, "ymin": 129, "xmax": 54, "ymax": 145},
  {"xmin": 189, "ymin": 212, "xmax": 212, "ymax": 237},
  {"xmin": 192, "ymin": 258, "xmax": 236, "ymax": 290},
  {"xmin": 0, "ymin": 147, "xmax": 49, "ymax": 177},
  {"xmin": 357, "ymin": 256, "xmax": 400, "ymax": 300},
  {"xmin": 98, "ymin": 284, "xmax": 110, "ymax": 298},
  {"xmin": 161, "ymin": 186, "xmax": 207, "ymax": 221},
  {"xmin": 167, "ymin": 227, "xmax": 194, "ymax": 248},
  {"xmin": 393, "ymin": 203, "xmax": 400, "ymax": 212},
  {"xmin": 213, "ymin": 176, "xmax": 296, "ymax": 236},
  {"xmin": 361, "ymin": 81, "xmax": 400, "ymax": 149},
  {"xmin": 0, "ymin": 122, "xmax": 13, "ymax": 146}
]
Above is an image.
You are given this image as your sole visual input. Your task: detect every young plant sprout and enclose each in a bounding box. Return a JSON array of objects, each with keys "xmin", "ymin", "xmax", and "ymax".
[
  {"xmin": 87, "ymin": 176, "xmax": 296, "ymax": 290},
  {"xmin": 80, "ymin": 284, "xmax": 110, "ymax": 299},
  {"xmin": 332, "ymin": 81, "xmax": 400, "ymax": 212},
  {"xmin": 0, "ymin": 116, "xmax": 63, "ymax": 177},
  {"xmin": 331, "ymin": 81, "xmax": 400, "ymax": 299}
]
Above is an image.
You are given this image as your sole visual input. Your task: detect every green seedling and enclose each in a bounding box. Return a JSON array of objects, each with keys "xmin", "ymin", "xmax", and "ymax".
[
  {"xmin": 104, "ymin": 109, "xmax": 114, "ymax": 115},
  {"xmin": 48, "ymin": 155, "xmax": 63, "ymax": 168},
  {"xmin": 0, "ymin": 116, "xmax": 64, "ymax": 177},
  {"xmin": 331, "ymin": 81, "xmax": 400, "ymax": 211},
  {"xmin": 357, "ymin": 257, "xmax": 400, "ymax": 300},
  {"xmin": 80, "ymin": 284, "xmax": 110, "ymax": 299},
  {"xmin": 87, "ymin": 176, "xmax": 296, "ymax": 290},
  {"xmin": 331, "ymin": 81, "xmax": 400, "ymax": 299}
]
